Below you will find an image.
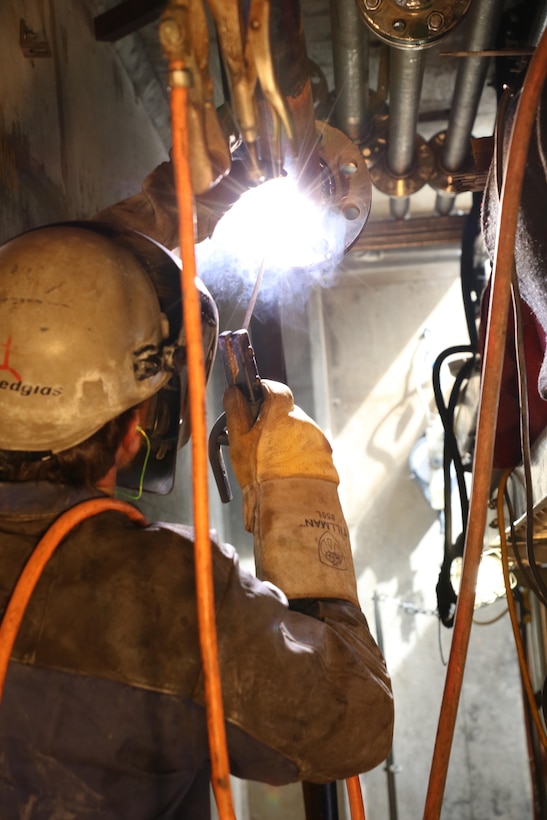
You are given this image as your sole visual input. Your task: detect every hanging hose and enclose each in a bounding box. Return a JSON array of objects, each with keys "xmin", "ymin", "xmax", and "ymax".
[
  {"xmin": 159, "ymin": 3, "xmax": 234, "ymax": 814},
  {"xmin": 423, "ymin": 26, "xmax": 547, "ymax": 820},
  {"xmin": 0, "ymin": 499, "xmax": 147, "ymax": 702},
  {"xmin": 346, "ymin": 775, "xmax": 366, "ymax": 820},
  {"xmin": 167, "ymin": 65, "xmax": 236, "ymax": 820}
]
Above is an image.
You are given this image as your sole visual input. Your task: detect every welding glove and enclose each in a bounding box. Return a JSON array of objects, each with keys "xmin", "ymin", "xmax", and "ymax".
[{"xmin": 223, "ymin": 379, "xmax": 360, "ymax": 607}]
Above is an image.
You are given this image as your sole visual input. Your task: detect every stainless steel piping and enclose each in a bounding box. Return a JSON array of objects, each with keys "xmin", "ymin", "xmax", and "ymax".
[
  {"xmin": 435, "ymin": 0, "xmax": 503, "ymax": 214},
  {"xmin": 388, "ymin": 46, "xmax": 426, "ymax": 218},
  {"xmin": 329, "ymin": 0, "xmax": 371, "ymax": 143}
]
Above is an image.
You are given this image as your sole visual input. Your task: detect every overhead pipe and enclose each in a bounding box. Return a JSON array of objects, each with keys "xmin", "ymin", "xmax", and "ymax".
[
  {"xmin": 387, "ymin": 48, "xmax": 425, "ymax": 176},
  {"xmin": 356, "ymin": 0, "xmax": 473, "ymax": 217},
  {"xmin": 432, "ymin": 0, "xmax": 504, "ymax": 215},
  {"xmin": 365, "ymin": 40, "xmax": 435, "ymax": 221},
  {"xmin": 387, "ymin": 46, "xmax": 426, "ymax": 218},
  {"xmin": 329, "ymin": 0, "xmax": 371, "ymax": 143}
]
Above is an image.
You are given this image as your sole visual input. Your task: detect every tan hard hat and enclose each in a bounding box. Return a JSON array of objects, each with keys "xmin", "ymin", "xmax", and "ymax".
[{"xmin": 0, "ymin": 225, "xmax": 173, "ymax": 453}]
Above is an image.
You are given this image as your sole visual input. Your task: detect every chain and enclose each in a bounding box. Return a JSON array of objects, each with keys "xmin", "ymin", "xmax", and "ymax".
[{"xmin": 373, "ymin": 592, "xmax": 439, "ymax": 618}]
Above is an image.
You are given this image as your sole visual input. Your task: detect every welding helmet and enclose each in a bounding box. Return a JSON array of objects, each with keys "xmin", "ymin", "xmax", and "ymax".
[{"xmin": 0, "ymin": 222, "xmax": 218, "ymax": 493}]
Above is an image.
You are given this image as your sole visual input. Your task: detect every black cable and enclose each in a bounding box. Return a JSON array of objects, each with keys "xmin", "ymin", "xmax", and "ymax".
[
  {"xmin": 433, "ymin": 346, "xmax": 477, "ymax": 626},
  {"xmin": 432, "ymin": 345, "xmax": 476, "ymax": 531}
]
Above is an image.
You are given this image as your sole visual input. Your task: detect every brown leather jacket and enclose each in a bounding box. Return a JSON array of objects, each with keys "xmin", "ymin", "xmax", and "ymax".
[{"xmin": 0, "ymin": 482, "xmax": 393, "ymax": 818}]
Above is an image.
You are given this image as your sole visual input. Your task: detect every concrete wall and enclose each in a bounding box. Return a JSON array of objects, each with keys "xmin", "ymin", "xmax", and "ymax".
[
  {"xmin": 315, "ymin": 254, "xmax": 533, "ymax": 819},
  {"xmin": 0, "ymin": 0, "xmax": 168, "ymax": 243}
]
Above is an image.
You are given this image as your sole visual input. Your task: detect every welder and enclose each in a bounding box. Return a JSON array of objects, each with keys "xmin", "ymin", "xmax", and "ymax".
[{"xmin": 0, "ymin": 196, "xmax": 393, "ymax": 816}]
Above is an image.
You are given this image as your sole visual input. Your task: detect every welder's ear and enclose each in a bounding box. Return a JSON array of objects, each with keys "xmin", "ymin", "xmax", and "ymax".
[{"xmin": 116, "ymin": 409, "xmax": 146, "ymax": 470}]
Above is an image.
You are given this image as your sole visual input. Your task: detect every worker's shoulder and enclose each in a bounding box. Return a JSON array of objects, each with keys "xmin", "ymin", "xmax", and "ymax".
[
  {"xmin": 86, "ymin": 509, "xmax": 238, "ymax": 571},
  {"xmin": 147, "ymin": 521, "xmax": 239, "ymax": 574}
]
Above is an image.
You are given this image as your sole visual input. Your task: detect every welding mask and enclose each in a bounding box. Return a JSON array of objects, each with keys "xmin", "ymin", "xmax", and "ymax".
[{"xmin": 0, "ymin": 222, "xmax": 218, "ymax": 494}]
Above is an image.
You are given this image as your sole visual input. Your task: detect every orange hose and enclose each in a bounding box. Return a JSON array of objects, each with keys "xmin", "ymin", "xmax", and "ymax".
[
  {"xmin": 169, "ymin": 73, "xmax": 235, "ymax": 819},
  {"xmin": 346, "ymin": 775, "xmax": 366, "ymax": 820},
  {"xmin": 0, "ymin": 498, "xmax": 148, "ymax": 702},
  {"xmin": 423, "ymin": 27, "xmax": 547, "ymax": 820}
]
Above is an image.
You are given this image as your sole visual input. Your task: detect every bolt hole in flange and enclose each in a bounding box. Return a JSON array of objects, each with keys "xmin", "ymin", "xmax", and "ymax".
[
  {"xmin": 368, "ymin": 133, "xmax": 435, "ymax": 197},
  {"xmin": 316, "ymin": 121, "xmax": 372, "ymax": 250},
  {"xmin": 343, "ymin": 202, "xmax": 362, "ymax": 221}
]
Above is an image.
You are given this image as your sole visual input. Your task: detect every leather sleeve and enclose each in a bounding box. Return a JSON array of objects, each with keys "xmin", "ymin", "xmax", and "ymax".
[
  {"xmin": 93, "ymin": 159, "xmax": 181, "ymax": 251},
  {"xmin": 202, "ymin": 534, "xmax": 394, "ymax": 783},
  {"xmin": 91, "ymin": 157, "xmax": 220, "ymax": 248}
]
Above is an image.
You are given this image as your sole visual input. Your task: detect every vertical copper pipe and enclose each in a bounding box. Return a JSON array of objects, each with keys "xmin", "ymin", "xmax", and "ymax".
[{"xmin": 423, "ymin": 26, "xmax": 547, "ymax": 819}]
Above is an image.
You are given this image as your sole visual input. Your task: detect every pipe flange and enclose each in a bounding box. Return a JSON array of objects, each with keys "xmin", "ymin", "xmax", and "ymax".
[
  {"xmin": 427, "ymin": 130, "xmax": 477, "ymax": 194},
  {"xmin": 368, "ymin": 133, "xmax": 434, "ymax": 197},
  {"xmin": 356, "ymin": 0, "xmax": 472, "ymax": 49},
  {"xmin": 316, "ymin": 120, "xmax": 373, "ymax": 249},
  {"xmin": 360, "ymin": 109, "xmax": 389, "ymax": 170}
]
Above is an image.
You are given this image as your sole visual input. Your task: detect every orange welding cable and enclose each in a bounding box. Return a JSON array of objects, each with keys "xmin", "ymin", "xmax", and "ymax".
[
  {"xmin": 169, "ymin": 73, "xmax": 235, "ymax": 820},
  {"xmin": 346, "ymin": 775, "xmax": 366, "ymax": 820},
  {"xmin": 423, "ymin": 27, "xmax": 547, "ymax": 820},
  {"xmin": 0, "ymin": 499, "xmax": 148, "ymax": 702}
]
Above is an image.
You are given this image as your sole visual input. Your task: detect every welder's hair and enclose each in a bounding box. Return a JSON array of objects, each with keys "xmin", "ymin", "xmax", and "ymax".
[{"xmin": 0, "ymin": 408, "xmax": 136, "ymax": 489}]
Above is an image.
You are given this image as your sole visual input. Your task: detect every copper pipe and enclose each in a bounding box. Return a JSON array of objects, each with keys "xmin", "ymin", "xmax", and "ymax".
[{"xmin": 423, "ymin": 25, "xmax": 547, "ymax": 820}]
